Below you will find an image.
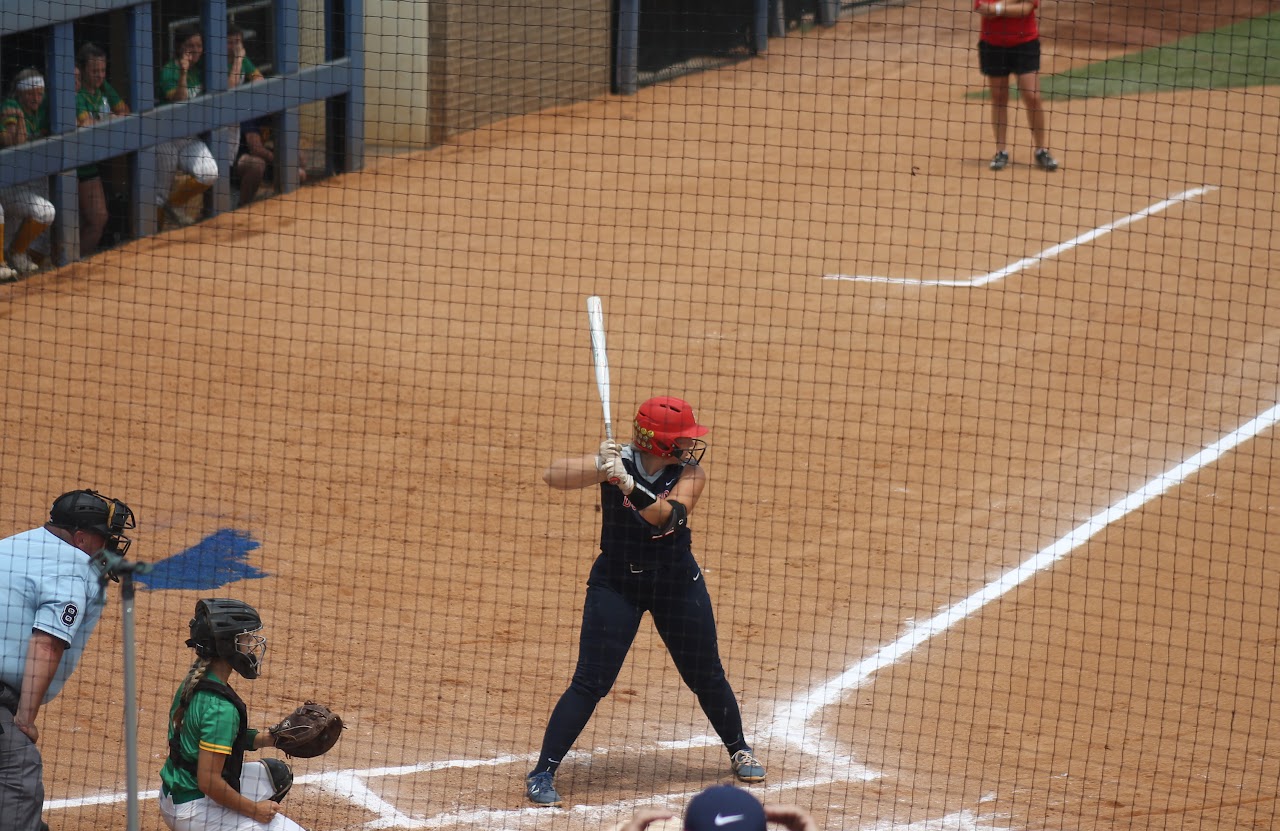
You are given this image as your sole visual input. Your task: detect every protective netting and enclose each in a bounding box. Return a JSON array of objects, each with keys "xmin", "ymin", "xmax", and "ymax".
[{"xmin": 2, "ymin": 2, "xmax": 1279, "ymax": 830}]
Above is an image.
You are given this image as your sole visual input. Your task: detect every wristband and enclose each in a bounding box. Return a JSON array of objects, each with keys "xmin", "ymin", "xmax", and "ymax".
[
  {"xmin": 994, "ymin": 2, "xmax": 1003, "ymax": 13},
  {"xmin": 627, "ymin": 483, "xmax": 657, "ymax": 510}
]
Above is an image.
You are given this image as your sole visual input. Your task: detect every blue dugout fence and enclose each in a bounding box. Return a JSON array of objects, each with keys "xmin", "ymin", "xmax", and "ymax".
[
  {"xmin": 0, "ymin": 0, "xmax": 362, "ymax": 265},
  {"xmin": 0, "ymin": 0, "xmax": 890, "ymax": 268}
]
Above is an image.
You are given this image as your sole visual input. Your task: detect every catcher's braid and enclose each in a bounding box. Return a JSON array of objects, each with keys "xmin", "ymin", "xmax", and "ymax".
[
  {"xmin": 171, "ymin": 658, "xmax": 212, "ymax": 734},
  {"xmin": 269, "ymin": 701, "xmax": 344, "ymax": 758}
]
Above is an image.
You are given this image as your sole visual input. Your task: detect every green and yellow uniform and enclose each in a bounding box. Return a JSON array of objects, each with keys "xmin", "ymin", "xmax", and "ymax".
[
  {"xmin": 75, "ymin": 82, "xmax": 125, "ymax": 180},
  {"xmin": 160, "ymin": 671, "xmax": 259, "ymax": 804},
  {"xmin": 158, "ymin": 60, "xmax": 204, "ymax": 104},
  {"xmin": 0, "ymin": 97, "xmax": 49, "ymax": 140},
  {"xmin": 232, "ymin": 55, "xmax": 259, "ymax": 85}
]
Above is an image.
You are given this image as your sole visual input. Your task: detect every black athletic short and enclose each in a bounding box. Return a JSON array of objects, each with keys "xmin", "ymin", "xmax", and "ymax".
[{"xmin": 978, "ymin": 38, "xmax": 1041, "ymax": 77}]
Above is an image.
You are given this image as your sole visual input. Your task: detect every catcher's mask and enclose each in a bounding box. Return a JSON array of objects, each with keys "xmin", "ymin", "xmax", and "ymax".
[
  {"xmin": 632, "ymin": 396, "xmax": 708, "ymax": 466},
  {"xmin": 49, "ymin": 489, "xmax": 136, "ymax": 557},
  {"xmin": 187, "ymin": 598, "xmax": 268, "ymax": 679}
]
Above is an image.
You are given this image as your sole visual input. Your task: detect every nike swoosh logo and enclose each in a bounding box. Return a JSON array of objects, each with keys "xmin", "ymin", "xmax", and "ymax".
[
  {"xmin": 693, "ymin": 569, "xmax": 702, "ymax": 581},
  {"xmin": 715, "ymin": 815, "xmax": 744, "ymax": 826}
]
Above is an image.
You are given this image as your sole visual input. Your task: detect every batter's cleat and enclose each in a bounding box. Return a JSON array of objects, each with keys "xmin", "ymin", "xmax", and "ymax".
[
  {"xmin": 730, "ymin": 749, "xmax": 767, "ymax": 782},
  {"xmin": 1035, "ymin": 148, "xmax": 1059, "ymax": 172},
  {"xmin": 525, "ymin": 771, "xmax": 562, "ymax": 807},
  {"xmin": 989, "ymin": 150, "xmax": 1009, "ymax": 171},
  {"xmin": 0, "ymin": 262, "xmax": 17, "ymax": 282},
  {"xmin": 8, "ymin": 251, "xmax": 39, "ymax": 274}
]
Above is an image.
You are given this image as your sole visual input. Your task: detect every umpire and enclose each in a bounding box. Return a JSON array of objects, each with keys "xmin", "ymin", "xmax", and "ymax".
[{"xmin": 0, "ymin": 489, "xmax": 136, "ymax": 831}]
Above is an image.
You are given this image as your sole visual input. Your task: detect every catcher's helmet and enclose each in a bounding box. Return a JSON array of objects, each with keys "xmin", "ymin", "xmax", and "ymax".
[
  {"xmin": 632, "ymin": 396, "xmax": 709, "ymax": 465},
  {"xmin": 49, "ymin": 489, "xmax": 136, "ymax": 556},
  {"xmin": 187, "ymin": 598, "xmax": 268, "ymax": 679}
]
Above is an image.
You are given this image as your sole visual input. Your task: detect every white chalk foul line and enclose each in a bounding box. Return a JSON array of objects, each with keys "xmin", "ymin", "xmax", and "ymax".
[
  {"xmin": 773, "ymin": 400, "xmax": 1280, "ymax": 753},
  {"xmin": 823, "ymin": 186, "xmax": 1217, "ymax": 286}
]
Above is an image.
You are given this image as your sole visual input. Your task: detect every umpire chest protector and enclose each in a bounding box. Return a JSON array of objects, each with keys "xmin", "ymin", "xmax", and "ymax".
[{"xmin": 169, "ymin": 679, "xmax": 254, "ymax": 792}]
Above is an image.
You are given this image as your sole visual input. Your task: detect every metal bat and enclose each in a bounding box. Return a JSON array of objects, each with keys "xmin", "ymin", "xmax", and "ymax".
[{"xmin": 586, "ymin": 295, "xmax": 613, "ymax": 440}]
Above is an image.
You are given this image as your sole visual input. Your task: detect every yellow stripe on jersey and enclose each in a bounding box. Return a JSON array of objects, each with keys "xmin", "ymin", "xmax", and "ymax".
[{"xmin": 198, "ymin": 740, "xmax": 233, "ymax": 754}]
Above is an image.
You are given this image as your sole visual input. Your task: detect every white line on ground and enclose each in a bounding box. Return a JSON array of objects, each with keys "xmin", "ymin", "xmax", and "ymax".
[
  {"xmin": 822, "ymin": 186, "xmax": 1217, "ymax": 285},
  {"xmin": 771, "ymin": 400, "xmax": 1280, "ymax": 750}
]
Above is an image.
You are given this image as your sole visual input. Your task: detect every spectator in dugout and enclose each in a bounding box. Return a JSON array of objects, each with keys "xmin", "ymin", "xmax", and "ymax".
[
  {"xmin": 155, "ymin": 24, "xmax": 220, "ymax": 229},
  {"xmin": 225, "ymin": 23, "xmax": 277, "ymax": 206},
  {"xmin": 75, "ymin": 42, "xmax": 131, "ymax": 255},
  {"xmin": 226, "ymin": 24, "xmax": 265, "ymax": 90},
  {"xmin": 234, "ymin": 116, "xmax": 273, "ymax": 206},
  {"xmin": 0, "ymin": 68, "xmax": 57, "ymax": 278},
  {"xmin": 234, "ymin": 117, "xmax": 308, "ymax": 206}
]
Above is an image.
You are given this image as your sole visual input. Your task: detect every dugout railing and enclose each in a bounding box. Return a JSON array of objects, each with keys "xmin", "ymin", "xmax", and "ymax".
[{"xmin": 0, "ymin": 0, "xmax": 363, "ymax": 266}]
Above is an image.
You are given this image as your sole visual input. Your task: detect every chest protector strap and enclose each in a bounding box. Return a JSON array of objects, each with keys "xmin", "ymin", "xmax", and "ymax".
[{"xmin": 168, "ymin": 679, "xmax": 253, "ymax": 792}]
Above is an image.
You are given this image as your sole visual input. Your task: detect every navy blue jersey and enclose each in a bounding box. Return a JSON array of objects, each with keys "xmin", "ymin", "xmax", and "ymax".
[{"xmin": 598, "ymin": 446, "xmax": 693, "ymax": 570}]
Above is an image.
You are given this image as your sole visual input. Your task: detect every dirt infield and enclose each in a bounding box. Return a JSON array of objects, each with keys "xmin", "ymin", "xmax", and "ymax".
[{"xmin": 4, "ymin": 1, "xmax": 1279, "ymax": 830}]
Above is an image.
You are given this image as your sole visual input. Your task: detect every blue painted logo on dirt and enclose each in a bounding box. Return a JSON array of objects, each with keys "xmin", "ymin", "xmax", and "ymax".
[{"xmin": 137, "ymin": 529, "xmax": 268, "ymax": 590}]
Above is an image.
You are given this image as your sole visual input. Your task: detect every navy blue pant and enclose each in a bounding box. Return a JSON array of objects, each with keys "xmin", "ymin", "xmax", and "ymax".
[{"xmin": 533, "ymin": 553, "xmax": 749, "ymax": 774}]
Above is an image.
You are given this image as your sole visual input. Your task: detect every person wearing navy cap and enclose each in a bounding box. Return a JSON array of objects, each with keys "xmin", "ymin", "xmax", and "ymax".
[
  {"xmin": 609, "ymin": 786, "xmax": 818, "ymax": 831},
  {"xmin": 684, "ymin": 785, "xmax": 767, "ymax": 831}
]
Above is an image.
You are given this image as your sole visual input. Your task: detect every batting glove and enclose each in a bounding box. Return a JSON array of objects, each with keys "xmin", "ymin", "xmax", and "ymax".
[
  {"xmin": 603, "ymin": 455, "xmax": 635, "ymax": 494},
  {"xmin": 596, "ymin": 439, "xmax": 624, "ymax": 472}
]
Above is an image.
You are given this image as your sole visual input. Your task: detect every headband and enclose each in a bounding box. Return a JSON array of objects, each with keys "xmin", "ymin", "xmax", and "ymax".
[{"xmin": 15, "ymin": 76, "xmax": 45, "ymax": 92}]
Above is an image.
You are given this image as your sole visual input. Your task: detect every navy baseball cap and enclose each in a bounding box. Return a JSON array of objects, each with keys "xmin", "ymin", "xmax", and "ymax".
[{"xmin": 684, "ymin": 785, "xmax": 766, "ymax": 831}]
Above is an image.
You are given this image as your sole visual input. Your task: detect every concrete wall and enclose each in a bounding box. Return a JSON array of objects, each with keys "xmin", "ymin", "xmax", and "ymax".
[{"xmin": 363, "ymin": 0, "xmax": 612, "ymax": 149}]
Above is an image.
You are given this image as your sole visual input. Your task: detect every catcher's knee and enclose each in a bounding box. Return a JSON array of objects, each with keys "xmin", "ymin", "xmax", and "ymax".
[{"xmin": 261, "ymin": 757, "xmax": 294, "ymax": 802}]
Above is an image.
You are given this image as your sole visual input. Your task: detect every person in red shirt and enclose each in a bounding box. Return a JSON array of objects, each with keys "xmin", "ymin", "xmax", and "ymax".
[{"xmin": 976, "ymin": 0, "xmax": 1058, "ymax": 172}]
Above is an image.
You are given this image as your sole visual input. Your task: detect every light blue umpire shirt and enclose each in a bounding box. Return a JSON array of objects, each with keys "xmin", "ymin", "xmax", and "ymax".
[{"xmin": 0, "ymin": 527, "xmax": 107, "ymax": 701}]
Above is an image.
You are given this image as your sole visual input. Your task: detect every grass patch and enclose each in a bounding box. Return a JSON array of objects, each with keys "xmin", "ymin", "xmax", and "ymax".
[{"xmin": 967, "ymin": 12, "xmax": 1280, "ymax": 100}]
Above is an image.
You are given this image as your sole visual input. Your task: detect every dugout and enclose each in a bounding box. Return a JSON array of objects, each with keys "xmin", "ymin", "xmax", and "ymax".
[
  {"xmin": 614, "ymin": 0, "xmax": 767, "ymax": 93},
  {"xmin": 0, "ymin": 0, "xmax": 362, "ymax": 266}
]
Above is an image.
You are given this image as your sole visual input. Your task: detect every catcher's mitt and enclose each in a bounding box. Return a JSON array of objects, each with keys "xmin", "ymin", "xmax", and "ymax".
[{"xmin": 269, "ymin": 701, "xmax": 344, "ymax": 758}]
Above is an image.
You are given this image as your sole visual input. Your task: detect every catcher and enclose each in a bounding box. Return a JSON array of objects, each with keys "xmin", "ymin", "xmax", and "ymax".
[{"xmin": 158, "ymin": 599, "xmax": 342, "ymax": 831}]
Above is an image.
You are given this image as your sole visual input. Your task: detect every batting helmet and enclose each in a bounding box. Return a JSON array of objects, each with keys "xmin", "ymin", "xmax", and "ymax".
[
  {"xmin": 49, "ymin": 489, "xmax": 136, "ymax": 556},
  {"xmin": 632, "ymin": 396, "xmax": 709, "ymax": 465},
  {"xmin": 187, "ymin": 598, "xmax": 268, "ymax": 679}
]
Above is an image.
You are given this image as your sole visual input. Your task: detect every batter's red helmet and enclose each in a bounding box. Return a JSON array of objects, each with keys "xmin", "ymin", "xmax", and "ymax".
[{"xmin": 632, "ymin": 396, "xmax": 709, "ymax": 464}]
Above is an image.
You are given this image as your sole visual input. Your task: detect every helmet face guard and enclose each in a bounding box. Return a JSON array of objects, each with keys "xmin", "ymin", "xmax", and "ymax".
[
  {"xmin": 50, "ymin": 489, "xmax": 136, "ymax": 557},
  {"xmin": 188, "ymin": 598, "xmax": 268, "ymax": 679},
  {"xmin": 632, "ymin": 396, "xmax": 709, "ymax": 466}
]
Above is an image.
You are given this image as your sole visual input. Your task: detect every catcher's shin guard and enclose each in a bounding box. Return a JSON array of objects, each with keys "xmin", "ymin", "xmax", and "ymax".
[{"xmin": 262, "ymin": 757, "xmax": 294, "ymax": 802}]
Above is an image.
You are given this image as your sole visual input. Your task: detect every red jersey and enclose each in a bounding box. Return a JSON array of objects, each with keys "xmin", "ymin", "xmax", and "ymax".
[{"xmin": 976, "ymin": 0, "xmax": 1039, "ymax": 47}]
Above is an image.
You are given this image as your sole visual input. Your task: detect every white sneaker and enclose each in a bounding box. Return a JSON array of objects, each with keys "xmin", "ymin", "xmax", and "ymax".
[
  {"xmin": 8, "ymin": 251, "xmax": 39, "ymax": 274},
  {"xmin": 0, "ymin": 262, "xmax": 17, "ymax": 281}
]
